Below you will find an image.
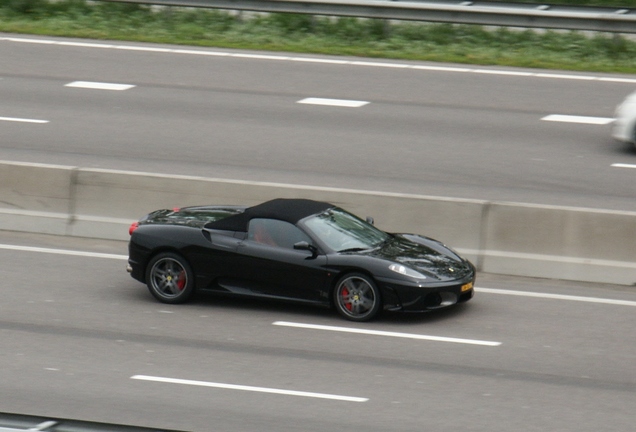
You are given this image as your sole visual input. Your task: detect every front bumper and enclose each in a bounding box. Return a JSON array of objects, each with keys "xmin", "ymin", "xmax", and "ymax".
[{"xmin": 380, "ymin": 276, "xmax": 475, "ymax": 312}]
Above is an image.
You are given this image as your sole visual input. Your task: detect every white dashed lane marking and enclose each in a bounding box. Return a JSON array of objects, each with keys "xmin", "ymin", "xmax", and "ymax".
[
  {"xmin": 612, "ymin": 163, "xmax": 636, "ymax": 169},
  {"xmin": 131, "ymin": 375, "xmax": 369, "ymax": 402},
  {"xmin": 273, "ymin": 321, "xmax": 502, "ymax": 346},
  {"xmin": 65, "ymin": 81, "xmax": 136, "ymax": 91},
  {"xmin": 297, "ymin": 97, "xmax": 369, "ymax": 107},
  {"xmin": 541, "ymin": 114, "xmax": 615, "ymax": 125}
]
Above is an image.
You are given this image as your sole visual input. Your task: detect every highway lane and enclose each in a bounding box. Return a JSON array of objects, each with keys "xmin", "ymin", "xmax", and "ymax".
[
  {"xmin": 1, "ymin": 34, "xmax": 636, "ymax": 212},
  {"xmin": 0, "ymin": 231, "xmax": 634, "ymax": 431}
]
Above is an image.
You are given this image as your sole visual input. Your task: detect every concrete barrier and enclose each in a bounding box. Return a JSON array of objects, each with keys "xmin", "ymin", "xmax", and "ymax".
[
  {"xmin": 481, "ymin": 202, "xmax": 636, "ymax": 285},
  {"xmin": 0, "ymin": 161, "xmax": 75, "ymax": 236},
  {"xmin": 1, "ymin": 160, "xmax": 635, "ymax": 286}
]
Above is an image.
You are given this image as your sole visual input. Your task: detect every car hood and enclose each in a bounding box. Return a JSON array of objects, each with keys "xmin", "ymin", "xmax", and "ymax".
[{"xmin": 369, "ymin": 234, "xmax": 473, "ymax": 281}]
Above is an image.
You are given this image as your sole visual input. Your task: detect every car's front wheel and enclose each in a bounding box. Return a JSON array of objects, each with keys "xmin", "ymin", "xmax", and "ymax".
[
  {"xmin": 145, "ymin": 252, "xmax": 194, "ymax": 304},
  {"xmin": 334, "ymin": 273, "xmax": 381, "ymax": 321}
]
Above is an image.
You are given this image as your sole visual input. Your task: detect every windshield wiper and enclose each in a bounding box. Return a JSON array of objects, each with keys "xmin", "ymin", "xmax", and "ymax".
[{"xmin": 337, "ymin": 247, "xmax": 369, "ymax": 253}]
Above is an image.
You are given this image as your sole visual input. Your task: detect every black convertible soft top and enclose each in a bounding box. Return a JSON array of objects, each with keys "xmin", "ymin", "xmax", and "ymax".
[{"xmin": 204, "ymin": 198, "xmax": 334, "ymax": 232}]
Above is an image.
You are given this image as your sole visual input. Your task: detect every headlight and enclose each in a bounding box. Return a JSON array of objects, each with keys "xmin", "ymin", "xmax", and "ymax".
[{"xmin": 389, "ymin": 264, "xmax": 426, "ymax": 279}]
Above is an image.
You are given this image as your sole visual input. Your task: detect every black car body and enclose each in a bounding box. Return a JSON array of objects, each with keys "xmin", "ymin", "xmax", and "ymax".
[{"xmin": 127, "ymin": 198, "xmax": 475, "ymax": 321}]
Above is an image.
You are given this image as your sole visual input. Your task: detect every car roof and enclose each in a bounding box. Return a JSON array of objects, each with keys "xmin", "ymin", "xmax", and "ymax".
[{"xmin": 204, "ymin": 198, "xmax": 334, "ymax": 232}]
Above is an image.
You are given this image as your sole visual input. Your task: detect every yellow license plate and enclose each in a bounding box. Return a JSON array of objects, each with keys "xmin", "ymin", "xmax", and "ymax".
[{"xmin": 461, "ymin": 282, "xmax": 473, "ymax": 292}]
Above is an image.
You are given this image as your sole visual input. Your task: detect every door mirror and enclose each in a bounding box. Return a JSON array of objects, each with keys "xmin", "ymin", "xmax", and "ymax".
[
  {"xmin": 366, "ymin": 216, "xmax": 374, "ymax": 225},
  {"xmin": 293, "ymin": 241, "xmax": 318, "ymax": 259}
]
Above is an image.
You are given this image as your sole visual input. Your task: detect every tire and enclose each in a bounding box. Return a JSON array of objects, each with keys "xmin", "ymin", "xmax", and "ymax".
[
  {"xmin": 145, "ymin": 252, "xmax": 195, "ymax": 304},
  {"xmin": 333, "ymin": 273, "xmax": 382, "ymax": 322}
]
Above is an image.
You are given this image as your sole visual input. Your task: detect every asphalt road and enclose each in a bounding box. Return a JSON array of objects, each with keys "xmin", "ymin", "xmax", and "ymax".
[
  {"xmin": 0, "ymin": 231, "xmax": 635, "ymax": 431},
  {"xmin": 1, "ymin": 34, "xmax": 636, "ymax": 431},
  {"xmin": 1, "ymin": 33, "xmax": 636, "ymax": 212}
]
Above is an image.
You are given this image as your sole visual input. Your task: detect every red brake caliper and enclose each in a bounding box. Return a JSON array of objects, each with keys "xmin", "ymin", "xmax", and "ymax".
[
  {"xmin": 342, "ymin": 286, "xmax": 352, "ymax": 310},
  {"xmin": 176, "ymin": 270, "xmax": 186, "ymax": 290}
]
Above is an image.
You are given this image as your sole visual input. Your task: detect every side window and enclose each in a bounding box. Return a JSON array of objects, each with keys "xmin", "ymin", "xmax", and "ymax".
[{"xmin": 248, "ymin": 219, "xmax": 311, "ymax": 249}]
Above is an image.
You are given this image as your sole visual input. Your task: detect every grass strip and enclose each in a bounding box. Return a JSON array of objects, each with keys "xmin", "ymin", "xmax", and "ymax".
[{"xmin": 1, "ymin": 0, "xmax": 635, "ymax": 73}]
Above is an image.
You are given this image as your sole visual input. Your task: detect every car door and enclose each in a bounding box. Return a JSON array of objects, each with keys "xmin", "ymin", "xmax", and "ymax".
[{"xmin": 236, "ymin": 218, "xmax": 328, "ymax": 303}]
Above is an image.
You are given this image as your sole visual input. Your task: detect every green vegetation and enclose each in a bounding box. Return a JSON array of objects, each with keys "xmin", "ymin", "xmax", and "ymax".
[
  {"xmin": 1, "ymin": 0, "xmax": 635, "ymax": 73},
  {"xmin": 488, "ymin": 0, "xmax": 635, "ymax": 5}
]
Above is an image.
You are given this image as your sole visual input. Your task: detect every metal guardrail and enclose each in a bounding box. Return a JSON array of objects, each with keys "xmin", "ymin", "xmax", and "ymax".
[{"xmin": 99, "ymin": 0, "xmax": 636, "ymax": 33}]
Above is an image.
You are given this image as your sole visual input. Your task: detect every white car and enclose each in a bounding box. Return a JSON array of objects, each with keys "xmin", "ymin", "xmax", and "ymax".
[{"xmin": 613, "ymin": 91, "xmax": 636, "ymax": 146}]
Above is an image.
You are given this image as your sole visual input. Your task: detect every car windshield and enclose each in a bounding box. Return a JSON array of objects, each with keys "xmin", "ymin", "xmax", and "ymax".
[{"xmin": 303, "ymin": 208, "xmax": 390, "ymax": 252}]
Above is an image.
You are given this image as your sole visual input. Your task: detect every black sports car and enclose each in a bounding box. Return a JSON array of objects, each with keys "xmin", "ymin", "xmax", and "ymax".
[{"xmin": 127, "ymin": 198, "xmax": 475, "ymax": 321}]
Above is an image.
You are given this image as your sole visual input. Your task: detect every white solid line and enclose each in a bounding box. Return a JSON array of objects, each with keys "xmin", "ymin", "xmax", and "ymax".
[
  {"xmin": 476, "ymin": 287, "xmax": 636, "ymax": 307},
  {"xmin": 174, "ymin": 49, "xmax": 229, "ymax": 56},
  {"xmin": 131, "ymin": 375, "xmax": 368, "ymax": 402},
  {"xmin": 473, "ymin": 69, "xmax": 533, "ymax": 76},
  {"xmin": 536, "ymin": 73, "xmax": 596, "ymax": 80},
  {"xmin": 0, "ymin": 116, "xmax": 48, "ymax": 123},
  {"xmin": 114, "ymin": 45, "xmax": 172, "ymax": 52},
  {"xmin": 0, "ymin": 244, "xmax": 126, "ymax": 260},
  {"xmin": 290, "ymin": 57, "xmax": 349, "ymax": 64},
  {"xmin": 411, "ymin": 65, "xmax": 470, "ymax": 72},
  {"xmin": 599, "ymin": 77, "xmax": 636, "ymax": 83},
  {"xmin": 350, "ymin": 61, "xmax": 409, "ymax": 68},
  {"xmin": 5, "ymin": 37, "xmax": 55, "ymax": 44},
  {"xmin": 3, "ymin": 240, "xmax": 634, "ymax": 307},
  {"xmin": 4, "ymin": 36, "xmax": 636, "ymax": 83},
  {"xmin": 232, "ymin": 53, "xmax": 290, "ymax": 60},
  {"xmin": 0, "ymin": 161, "xmax": 485, "ymax": 203},
  {"xmin": 58, "ymin": 41, "xmax": 113, "ymax": 49},
  {"xmin": 272, "ymin": 321, "xmax": 501, "ymax": 346},
  {"xmin": 459, "ymin": 248, "xmax": 636, "ymax": 270},
  {"xmin": 0, "ymin": 160, "xmax": 71, "ymax": 169},
  {"xmin": 65, "ymin": 81, "xmax": 135, "ymax": 91},
  {"xmin": 541, "ymin": 114, "xmax": 614, "ymax": 125},
  {"xmin": 297, "ymin": 97, "xmax": 369, "ymax": 107},
  {"xmin": 612, "ymin": 163, "xmax": 636, "ymax": 169}
]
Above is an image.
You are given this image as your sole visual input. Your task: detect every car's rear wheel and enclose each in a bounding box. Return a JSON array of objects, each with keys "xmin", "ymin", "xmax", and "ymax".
[
  {"xmin": 145, "ymin": 252, "xmax": 194, "ymax": 304},
  {"xmin": 334, "ymin": 273, "xmax": 381, "ymax": 321}
]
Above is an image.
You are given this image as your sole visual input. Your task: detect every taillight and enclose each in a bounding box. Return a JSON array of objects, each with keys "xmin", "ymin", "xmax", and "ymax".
[{"xmin": 129, "ymin": 221, "xmax": 139, "ymax": 236}]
